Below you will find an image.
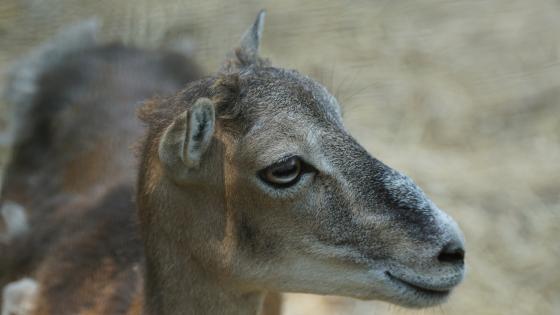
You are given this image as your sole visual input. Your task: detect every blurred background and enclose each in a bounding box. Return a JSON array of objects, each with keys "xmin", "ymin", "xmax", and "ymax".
[{"xmin": 1, "ymin": 1, "xmax": 559, "ymax": 314}]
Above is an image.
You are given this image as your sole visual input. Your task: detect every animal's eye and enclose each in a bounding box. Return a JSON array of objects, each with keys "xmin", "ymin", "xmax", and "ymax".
[{"xmin": 259, "ymin": 156, "xmax": 304, "ymax": 188}]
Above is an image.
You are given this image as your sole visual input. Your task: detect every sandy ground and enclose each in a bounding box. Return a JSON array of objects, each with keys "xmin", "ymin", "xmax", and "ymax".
[{"xmin": 1, "ymin": 1, "xmax": 559, "ymax": 314}]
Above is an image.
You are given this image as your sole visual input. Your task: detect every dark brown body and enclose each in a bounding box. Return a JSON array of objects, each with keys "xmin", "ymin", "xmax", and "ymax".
[
  {"xmin": 0, "ymin": 43, "xmax": 200, "ymax": 314},
  {"xmin": 1, "ymin": 11, "xmax": 464, "ymax": 314}
]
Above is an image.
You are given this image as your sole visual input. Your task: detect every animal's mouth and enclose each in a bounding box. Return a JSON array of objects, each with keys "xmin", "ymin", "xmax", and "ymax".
[{"xmin": 385, "ymin": 271, "xmax": 453, "ymax": 298}]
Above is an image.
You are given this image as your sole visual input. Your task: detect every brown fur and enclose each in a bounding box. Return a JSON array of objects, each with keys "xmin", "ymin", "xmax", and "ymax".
[
  {"xmin": 2, "ymin": 12, "xmax": 465, "ymax": 315},
  {"xmin": 135, "ymin": 11, "xmax": 465, "ymax": 314},
  {"xmin": 30, "ymin": 186, "xmax": 143, "ymax": 315},
  {"xmin": 0, "ymin": 39, "xmax": 201, "ymax": 314},
  {"xmin": 1, "ymin": 23, "xmax": 282, "ymax": 315}
]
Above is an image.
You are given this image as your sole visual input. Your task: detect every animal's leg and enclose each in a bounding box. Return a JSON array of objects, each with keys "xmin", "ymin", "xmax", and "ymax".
[{"xmin": 1, "ymin": 278, "xmax": 38, "ymax": 315}]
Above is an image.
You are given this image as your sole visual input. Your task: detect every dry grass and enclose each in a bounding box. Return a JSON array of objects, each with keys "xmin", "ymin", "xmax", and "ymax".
[{"xmin": 1, "ymin": 1, "xmax": 559, "ymax": 314}]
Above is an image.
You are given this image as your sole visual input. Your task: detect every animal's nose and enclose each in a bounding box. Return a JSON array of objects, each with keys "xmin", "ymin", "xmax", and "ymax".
[{"xmin": 437, "ymin": 240, "xmax": 465, "ymax": 265}]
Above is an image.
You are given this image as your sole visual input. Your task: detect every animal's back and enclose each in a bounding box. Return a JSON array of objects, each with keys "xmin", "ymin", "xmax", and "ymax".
[
  {"xmin": 0, "ymin": 22, "xmax": 201, "ymax": 314},
  {"xmin": 3, "ymin": 39, "xmax": 200, "ymax": 209}
]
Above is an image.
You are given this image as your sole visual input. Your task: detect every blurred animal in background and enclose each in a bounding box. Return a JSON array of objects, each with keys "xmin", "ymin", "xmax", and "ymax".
[
  {"xmin": 0, "ymin": 10, "xmax": 464, "ymax": 315},
  {"xmin": 0, "ymin": 18, "xmax": 202, "ymax": 314}
]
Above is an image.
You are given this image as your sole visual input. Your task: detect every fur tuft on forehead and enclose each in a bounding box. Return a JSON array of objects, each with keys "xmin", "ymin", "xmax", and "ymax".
[
  {"xmin": 211, "ymin": 74, "xmax": 244, "ymax": 121},
  {"xmin": 137, "ymin": 73, "xmax": 247, "ymax": 140}
]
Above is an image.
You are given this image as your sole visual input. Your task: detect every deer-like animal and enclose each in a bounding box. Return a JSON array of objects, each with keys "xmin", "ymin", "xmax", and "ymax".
[{"xmin": 1, "ymin": 11, "xmax": 465, "ymax": 315}]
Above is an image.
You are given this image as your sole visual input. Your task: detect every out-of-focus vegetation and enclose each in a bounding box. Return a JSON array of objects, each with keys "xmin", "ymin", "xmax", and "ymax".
[{"xmin": 1, "ymin": 1, "xmax": 559, "ymax": 314}]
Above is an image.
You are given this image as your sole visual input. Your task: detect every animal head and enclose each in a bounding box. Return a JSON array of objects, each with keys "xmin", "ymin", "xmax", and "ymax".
[{"xmin": 138, "ymin": 10, "xmax": 465, "ymax": 308}]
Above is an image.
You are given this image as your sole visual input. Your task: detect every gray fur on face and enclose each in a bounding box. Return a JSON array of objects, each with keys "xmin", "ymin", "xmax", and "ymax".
[
  {"xmin": 141, "ymin": 10, "xmax": 465, "ymax": 310},
  {"xmin": 221, "ymin": 62, "xmax": 464, "ymax": 306}
]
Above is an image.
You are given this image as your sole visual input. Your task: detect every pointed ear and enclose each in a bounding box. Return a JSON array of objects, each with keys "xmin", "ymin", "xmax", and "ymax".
[
  {"xmin": 221, "ymin": 10, "xmax": 267, "ymax": 73},
  {"xmin": 158, "ymin": 98, "xmax": 215, "ymax": 182}
]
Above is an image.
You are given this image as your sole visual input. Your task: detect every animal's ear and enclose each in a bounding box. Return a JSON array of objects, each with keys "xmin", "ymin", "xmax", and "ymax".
[
  {"xmin": 220, "ymin": 10, "xmax": 267, "ymax": 73},
  {"xmin": 158, "ymin": 98, "xmax": 215, "ymax": 182}
]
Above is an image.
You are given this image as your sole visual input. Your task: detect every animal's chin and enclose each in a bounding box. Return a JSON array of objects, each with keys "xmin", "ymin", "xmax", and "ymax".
[{"xmin": 384, "ymin": 271, "xmax": 453, "ymax": 307}]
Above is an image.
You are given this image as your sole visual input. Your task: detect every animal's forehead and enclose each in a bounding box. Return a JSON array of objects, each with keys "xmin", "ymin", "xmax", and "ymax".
[{"xmin": 237, "ymin": 67, "xmax": 343, "ymax": 127}]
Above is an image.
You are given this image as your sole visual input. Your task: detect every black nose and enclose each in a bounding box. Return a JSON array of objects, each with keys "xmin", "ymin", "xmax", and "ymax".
[{"xmin": 437, "ymin": 241, "xmax": 465, "ymax": 264}]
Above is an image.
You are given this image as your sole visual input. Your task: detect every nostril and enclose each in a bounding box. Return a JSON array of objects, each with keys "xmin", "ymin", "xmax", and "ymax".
[{"xmin": 437, "ymin": 242, "xmax": 465, "ymax": 264}]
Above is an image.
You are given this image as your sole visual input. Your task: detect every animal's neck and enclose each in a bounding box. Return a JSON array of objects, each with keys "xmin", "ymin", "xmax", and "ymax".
[
  {"xmin": 138, "ymin": 159, "xmax": 264, "ymax": 315},
  {"xmin": 143, "ymin": 239, "xmax": 264, "ymax": 315}
]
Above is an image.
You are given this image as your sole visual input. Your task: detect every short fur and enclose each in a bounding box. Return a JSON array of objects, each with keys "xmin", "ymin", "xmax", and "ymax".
[
  {"xmin": 137, "ymin": 10, "xmax": 465, "ymax": 315},
  {"xmin": 1, "ymin": 11, "xmax": 465, "ymax": 315},
  {"xmin": 0, "ymin": 21, "xmax": 201, "ymax": 314}
]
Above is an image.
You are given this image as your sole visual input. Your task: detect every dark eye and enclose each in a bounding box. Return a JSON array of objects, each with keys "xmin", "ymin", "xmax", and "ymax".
[{"xmin": 259, "ymin": 156, "xmax": 305, "ymax": 188}]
